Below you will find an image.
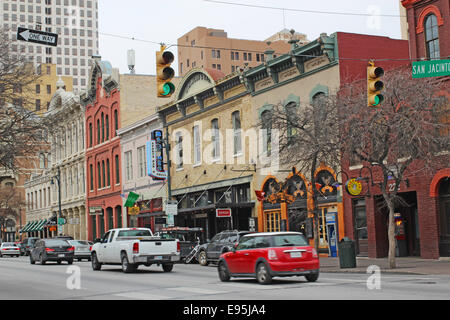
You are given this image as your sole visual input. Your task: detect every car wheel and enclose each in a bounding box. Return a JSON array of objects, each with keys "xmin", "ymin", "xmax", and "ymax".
[
  {"xmin": 256, "ymin": 263, "xmax": 272, "ymax": 285},
  {"xmin": 305, "ymin": 272, "xmax": 319, "ymax": 282},
  {"xmin": 67, "ymin": 259, "xmax": 73, "ymax": 265},
  {"xmin": 40, "ymin": 254, "xmax": 46, "ymax": 265},
  {"xmin": 121, "ymin": 252, "xmax": 136, "ymax": 273},
  {"xmin": 218, "ymin": 261, "xmax": 231, "ymax": 282},
  {"xmin": 57, "ymin": 260, "xmax": 62, "ymax": 265},
  {"xmin": 91, "ymin": 252, "xmax": 102, "ymax": 271},
  {"xmin": 162, "ymin": 263, "xmax": 173, "ymax": 272},
  {"xmin": 198, "ymin": 251, "xmax": 209, "ymax": 266},
  {"xmin": 29, "ymin": 255, "xmax": 35, "ymax": 265}
]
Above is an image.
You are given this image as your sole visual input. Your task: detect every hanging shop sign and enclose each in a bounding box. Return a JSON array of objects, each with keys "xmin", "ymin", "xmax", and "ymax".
[
  {"xmin": 216, "ymin": 208, "xmax": 232, "ymax": 217},
  {"xmin": 147, "ymin": 129, "xmax": 167, "ymax": 181},
  {"xmin": 345, "ymin": 178, "xmax": 363, "ymax": 196}
]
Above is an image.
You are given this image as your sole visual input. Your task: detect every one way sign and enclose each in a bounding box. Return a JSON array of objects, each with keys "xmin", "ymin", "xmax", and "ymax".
[{"xmin": 17, "ymin": 27, "xmax": 58, "ymax": 47}]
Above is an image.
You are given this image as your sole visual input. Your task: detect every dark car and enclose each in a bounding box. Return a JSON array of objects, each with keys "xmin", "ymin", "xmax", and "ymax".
[
  {"xmin": 21, "ymin": 237, "xmax": 40, "ymax": 256},
  {"xmin": 197, "ymin": 230, "xmax": 253, "ymax": 266},
  {"xmin": 29, "ymin": 239, "xmax": 75, "ymax": 265},
  {"xmin": 156, "ymin": 227, "xmax": 206, "ymax": 262},
  {"xmin": 218, "ymin": 232, "xmax": 320, "ymax": 285}
]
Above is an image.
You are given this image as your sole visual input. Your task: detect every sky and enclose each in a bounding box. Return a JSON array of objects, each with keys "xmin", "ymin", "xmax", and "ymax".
[{"xmin": 98, "ymin": 0, "xmax": 404, "ymax": 76}]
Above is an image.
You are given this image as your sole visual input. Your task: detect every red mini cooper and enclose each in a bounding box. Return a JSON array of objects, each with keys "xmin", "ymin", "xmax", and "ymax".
[{"xmin": 218, "ymin": 232, "xmax": 319, "ymax": 284}]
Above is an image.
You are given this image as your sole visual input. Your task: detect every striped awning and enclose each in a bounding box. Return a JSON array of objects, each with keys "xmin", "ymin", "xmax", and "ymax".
[
  {"xmin": 24, "ymin": 221, "xmax": 38, "ymax": 233},
  {"xmin": 19, "ymin": 221, "xmax": 33, "ymax": 233},
  {"xmin": 33, "ymin": 219, "xmax": 47, "ymax": 232}
]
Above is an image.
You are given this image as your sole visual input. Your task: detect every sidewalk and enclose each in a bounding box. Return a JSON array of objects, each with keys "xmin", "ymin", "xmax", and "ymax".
[{"xmin": 319, "ymin": 256, "xmax": 450, "ymax": 275}]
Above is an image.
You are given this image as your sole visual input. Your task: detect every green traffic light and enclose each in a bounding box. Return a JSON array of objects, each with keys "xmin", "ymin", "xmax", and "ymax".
[
  {"xmin": 372, "ymin": 94, "xmax": 384, "ymax": 106},
  {"xmin": 162, "ymin": 82, "xmax": 175, "ymax": 96}
]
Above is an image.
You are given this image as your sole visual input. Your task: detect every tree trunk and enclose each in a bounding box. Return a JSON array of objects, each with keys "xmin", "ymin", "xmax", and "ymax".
[{"xmin": 385, "ymin": 196, "xmax": 397, "ymax": 269}]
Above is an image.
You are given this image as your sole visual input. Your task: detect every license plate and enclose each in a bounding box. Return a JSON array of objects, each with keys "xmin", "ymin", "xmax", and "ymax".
[
  {"xmin": 154, "ymin": 256, "xmax": 162, "ymax": 260},
  {"xmin": 58, "ymin": 254, "xmax": 65, "ymax": 257},
  {"xmin": 290, "ymin": 252, "xmax": 302, "ymax": 258}
]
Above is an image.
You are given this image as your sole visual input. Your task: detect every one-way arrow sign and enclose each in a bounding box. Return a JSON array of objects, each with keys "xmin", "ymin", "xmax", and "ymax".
[{"xmin": 17, "ymin": 27, "xmax": 58, "ymax": 47}]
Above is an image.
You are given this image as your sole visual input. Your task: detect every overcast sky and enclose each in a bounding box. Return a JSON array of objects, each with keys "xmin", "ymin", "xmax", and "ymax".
[{"xmin": 98, "ymin": 0, "xmax": 403, "ymax": 76}]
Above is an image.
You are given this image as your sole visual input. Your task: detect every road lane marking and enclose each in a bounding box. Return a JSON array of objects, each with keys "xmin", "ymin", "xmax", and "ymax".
[
  {"xmin": 167, "ymin": 287, "xmax": 227, "ymax": 295},
  {"xmin": 114, "ymin": 292, "xmax": 171, "ymax": 300}
]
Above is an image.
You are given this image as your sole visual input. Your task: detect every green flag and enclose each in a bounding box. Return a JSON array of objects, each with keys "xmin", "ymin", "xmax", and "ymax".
[{"xmin": 124, "ymin": 192, "xmax": 140, "ymax": 207}]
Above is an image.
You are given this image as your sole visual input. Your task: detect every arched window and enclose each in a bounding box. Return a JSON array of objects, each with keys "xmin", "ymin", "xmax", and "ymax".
[
  {"xmin": 114, "ymin": 109, "xmax": 119, "ymax": 134},
  {"xmin": 105, "ymin": 115, "xmax": 109, "ymax": 141},
  {"xmin": 97, "ymin": 162, "xmax": 101, "ymax": 189},
  {"xmin": 285, "ymin": 102, "xmax": 298, "ymax": 144},
  {"xmin": 261, "ymin": 110, "xmax": 273, "ymax": 155},
  {"xmin": 211, "ymin": 119, "xmax": 220, "ymax": 159},
  {"xmin": 97, "ymin": 119, "xmax": 100, "ymax": 144},
  {"xmin": 115, "ymin": 154, "xmax": 120, "ymax": 184},
  {"xmin": 106, "ymin": 159, "xmax": 110, "ymax": 187},
  {"xmin": 102, "ymin": 160, "xmax": 105, "ymax": 188},
  {"xmin": 425, "ymin": 14, "xmax": 440, "ymax": 60},
  {"xmin": 101, "ymin": 112, "xmax": 105, "ymax": 142},
  {"xmin": 90, "ymin": 164, "xmax": 94, "ymax": 191},
  {"xmin": 89, "ymin": 123, "xmax": 93, "ymax": 147},
  {"xmin": 232, "ymin": 111, "xmax": 242, "ymax": 155}
]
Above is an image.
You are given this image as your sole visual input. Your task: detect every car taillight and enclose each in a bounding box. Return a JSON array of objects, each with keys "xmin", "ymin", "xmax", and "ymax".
[
  {"xmin": 133, "ymin": 242, "xmax": 139, "ymax": 254},
  {"xmin": 45, "ymin": 248, "xmax": 55, "ymax": 252},
  {"xmin": 67, "ymin": 246, "xmax": 75, "ymax": 252},
  {"xmin": 89, "ymin": 246, "xmax": 92, "ymax": 251},
  {"xmin": 312, "ymin": 248, "xmax": 318, "ymax": 258},
  {"xmin": 177, "ymin": 241, "xmax": 180, "ymax": 252},
  {"xmin": 268, "ymin": 249, "xmax": 278, "ymax": 260}
]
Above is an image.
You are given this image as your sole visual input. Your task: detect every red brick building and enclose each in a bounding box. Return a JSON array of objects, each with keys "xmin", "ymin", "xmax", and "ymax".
[
  {"xmin": 82, "ymin": 59, "xmax": 123, "ymax": 241},
  {"xmin": 341, "ymin": 1, "xmax": 450, "ymax": 259}
]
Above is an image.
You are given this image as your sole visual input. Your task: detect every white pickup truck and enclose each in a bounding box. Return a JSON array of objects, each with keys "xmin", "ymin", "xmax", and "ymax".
[{"xmin": 91, "ymin": 228, "xmax": 180, "ymax": 273}]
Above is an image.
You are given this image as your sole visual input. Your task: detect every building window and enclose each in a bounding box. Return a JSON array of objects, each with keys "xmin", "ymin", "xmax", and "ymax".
[
  {"xmin": 243, "ymin": 52, "xmax": 248, "ymax": 61},
  {"xmin": 114, "ymin": 109, "xmax": 118, "ymax": 134},
  {"xmin": 105, "ymin": 115, "xmax": 109, "ymax": 141},
  {"xmin": 232, "ymin": 111, "xmax": 242, "ymax": 155},
  {"xmin": 137, "ymin": 146, "xmax": 147, "ymax": 178},
  {"xmin": 102, "ymin": 161, "xmax": 105, "ymax": 188},
  {"xmin": 97, "ymin": 162, "xmax": 101, "ymax": 189},
  {"xmin": 90, "ymin": 164, "xmax": 93, "ymax": 191},
  {"xmin": 211, "ymin": 119, "xmax": 220, "ymax": 160},
  {"xmin": 425, "ymin": 14, "xmax": 440, "ymax": 60},
  {"xmin": 175, "ymin": 132, "xmax": 183, "ymax": 169},
  {"xmin": 193, "ymin": 125, "xmax": 201, "ymax": 165},
  {"xmin": 101, "ymin": 112, "xmax": 104, "ymax": 142},
  {"xmin": 89, "ymin": 123, "xmax": 93, "ymax": 147},
  {"xmin": 261, "ymin": 110, "xmax": 272, "ymax": 156},
  {"xmin": 35, "ymin": 99, "xmax": 41, "ymax": 111},
  {"xmin": 106, "ymin": 159, "xmax": 110, "ymax": 187},
  {"xmin": 97, "ymin": 119, "xmax": 100, "ymax": 144},
  {"xmin": 125, "ymin": 151, "xmax": 133, "ymax": 181},
  {"xmin": 115, "ymin": 155, "xmax": 120, "ymax": 184},
  {"xmin": 47, "ymin": 84, "xmax": 51, "ymax": 94},
  {"xmin": 36, "ymin": 84, "xmax": 40, "ymax": 94}
]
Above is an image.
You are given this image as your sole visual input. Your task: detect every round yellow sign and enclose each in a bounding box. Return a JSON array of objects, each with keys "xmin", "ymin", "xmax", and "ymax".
[{"xmin": 346, "ymin": 178, "xmax": 362, "ymax": 196}]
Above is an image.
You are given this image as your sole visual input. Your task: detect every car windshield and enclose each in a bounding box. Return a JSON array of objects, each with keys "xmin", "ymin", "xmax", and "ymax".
[
  {"xmin": 117, "ymin": 229, "xmax": 152, "ymax": 237},
  {"xmin": 69, "ymin": 240, "xmax": 90, "ymax": 246},
  {"xmin": 273, "ymin": 234, "xmax": 309, "ymax": 247},
  {"xmin": 2, "ymin": 242, "xmax": 16, "ymax": 247},
  {"xmin": 45, "ymin": 239, "xmax": 70, "ymax": 246}
]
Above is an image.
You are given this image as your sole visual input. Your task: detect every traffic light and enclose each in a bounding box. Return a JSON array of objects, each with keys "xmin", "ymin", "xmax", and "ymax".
[
  {"xmin": 367, "ymin": 61, "xmax": 384, "ymax": 107},
  {"xmin": 156, "ymin": 45, "xmax": 175, "ymax": 98}
]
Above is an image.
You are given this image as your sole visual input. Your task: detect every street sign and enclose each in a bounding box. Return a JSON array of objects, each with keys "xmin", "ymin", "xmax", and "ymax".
[
  {"xmin": 124, "ymin": 192, "xmax": 140, "ymax": 207},
  {"xmin": 216, "ymin": 208, "xmax": 232, "ymax": 217},
  {"xmin": 166, "ymin": 203, "xmax": 178, "ymax": 216},
  {"xmin": 17, "ymin": 27, "xmax": 58, "ymax": 47},
  {"xmin": 167, "ymin": 214, "xmax": 174, "ymax": 226},
  {"xmin": 412, "ymin": 59, "xmax": 450, "ymax": 79},
  {"xmin": 57, "ymin": 218, "xmax": 66, "ymax": 225},
  {"xmin": 58, "ymin": 225, "xmax": 63, "ymax": 234}
]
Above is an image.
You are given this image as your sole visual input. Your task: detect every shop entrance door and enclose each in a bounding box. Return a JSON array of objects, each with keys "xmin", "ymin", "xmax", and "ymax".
[
  {"xmin": 439, "ymin": 179, "xmax": 450, "ymax": 257},
  {"xmin": 265, "ymin": 210, "xmax": 281, "ymax": 232},
  {"xmin": 353, "ymin": 199, "xmax": 368, "ymax": 256}
]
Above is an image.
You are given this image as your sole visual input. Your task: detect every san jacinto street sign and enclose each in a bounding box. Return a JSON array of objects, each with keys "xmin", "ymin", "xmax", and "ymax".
[{"xmin": 412, "ymin": 59, "xmax": 450, "ymax": 79}]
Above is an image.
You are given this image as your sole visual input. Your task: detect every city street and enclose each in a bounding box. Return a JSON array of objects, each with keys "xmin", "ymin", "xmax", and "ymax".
[{"xmin": 0, "ymin": 256, "xmax": 449, "ymax": 300}]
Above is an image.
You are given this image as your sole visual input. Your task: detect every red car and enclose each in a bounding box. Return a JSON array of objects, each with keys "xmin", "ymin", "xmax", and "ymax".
[{"xmin": 218, "ymin": 232, "xmax": 319, "ymax": 284}]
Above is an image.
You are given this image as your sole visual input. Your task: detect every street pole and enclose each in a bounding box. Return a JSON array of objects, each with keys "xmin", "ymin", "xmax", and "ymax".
[{"xmin": 57, "ymin": 166, "xmax": 62, "ymax": 236}]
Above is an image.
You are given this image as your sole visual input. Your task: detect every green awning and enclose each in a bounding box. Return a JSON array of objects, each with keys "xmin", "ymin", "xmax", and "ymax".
[
  {"xmin": 25, "ymin": 221, "xmax": 38, "ymax": 232},
  {"xmin": 34, "ymin": 219, "xmax": 47, "ymax": 232},
  {"xmin": 19, "ymin": 222, "xmax": 32, "ymax": 233}
]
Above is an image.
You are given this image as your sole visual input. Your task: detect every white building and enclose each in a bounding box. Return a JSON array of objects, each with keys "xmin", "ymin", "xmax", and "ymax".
[
  {"xmin": 24, "ymin": 77, "xmax": 87, "ymax": 239},
  {"xmin": 0, "ymin": 0, "xmax": 99, "ymax": 93}
]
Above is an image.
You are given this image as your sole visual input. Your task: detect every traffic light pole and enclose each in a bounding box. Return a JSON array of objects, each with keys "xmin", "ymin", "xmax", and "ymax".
[{"xmin": 164, "ymin": 125, "xmax": 172, "ymax": 201}]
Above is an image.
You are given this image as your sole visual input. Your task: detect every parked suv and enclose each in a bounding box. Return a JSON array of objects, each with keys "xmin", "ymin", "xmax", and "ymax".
[
  {"xmin": 21, "ymin": 237, "xmax": 40, "ymax": 256},
  {"xmin": 197, "ymin": 230, "xmax": 253, "ymax": 266},
  {"xmin": 218, "ymin": 232, "xmax": 319, "ymax": 284}
]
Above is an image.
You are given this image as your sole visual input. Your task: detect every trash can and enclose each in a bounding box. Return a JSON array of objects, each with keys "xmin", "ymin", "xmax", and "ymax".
[{"xmin": 338, "ymin": 237, "xmax": 356, "ymax": 268}]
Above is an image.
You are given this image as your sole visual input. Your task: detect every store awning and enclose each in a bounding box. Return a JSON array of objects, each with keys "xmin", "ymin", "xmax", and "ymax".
[
  {"xmin": 33, "ymin": 219, "xmax": 47, "ymax": 232},
  {"xmin": 19, "ymin": 221, "xmax": 32, "ymax": 233},
  {"xmin": 25, "ymin": 221, "xmax": 39, "ymax": 233}
]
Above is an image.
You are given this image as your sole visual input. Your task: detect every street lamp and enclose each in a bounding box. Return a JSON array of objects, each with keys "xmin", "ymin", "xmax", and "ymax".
[{"xmin": 50, "ymin": 166, "xmax": 62, "ymax": 237}]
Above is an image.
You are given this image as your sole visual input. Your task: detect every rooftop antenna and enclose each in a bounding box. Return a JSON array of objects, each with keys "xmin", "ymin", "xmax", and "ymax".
[{"xmin": 127, "ymin": 49, "xmax": 135, "ymax": 74}]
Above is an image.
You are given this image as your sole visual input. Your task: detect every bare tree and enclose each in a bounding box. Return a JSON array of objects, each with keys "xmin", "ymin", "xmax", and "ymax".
[
  {"xmin": 260, "ymin": 93, "xmax": 341, "ymax": 252},
  {"xmin": 338, "ymin": 67, "xmax": 449, "ymax": 268},
  {"xmin": 0, "ymin": 27, "xmax": 47, "ymax": 172},
  {"xmin": 0, "ymin": 185, "xmax": 27, "ymax": 241}
]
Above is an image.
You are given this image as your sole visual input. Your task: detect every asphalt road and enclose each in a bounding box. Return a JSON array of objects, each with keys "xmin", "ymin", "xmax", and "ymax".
[{"xmin": 0, "ymin": 255, "xmax": 449, "ymax": 300}]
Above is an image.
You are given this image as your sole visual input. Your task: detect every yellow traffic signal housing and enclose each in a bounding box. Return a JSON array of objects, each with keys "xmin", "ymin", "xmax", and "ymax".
[
  {"xmin": 367, "ymin": 61, "xmax": 384, "ymax": 107},
  {"xmin": 156, "ymin": 45, "xmax": 175, "ymax": 98}
]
